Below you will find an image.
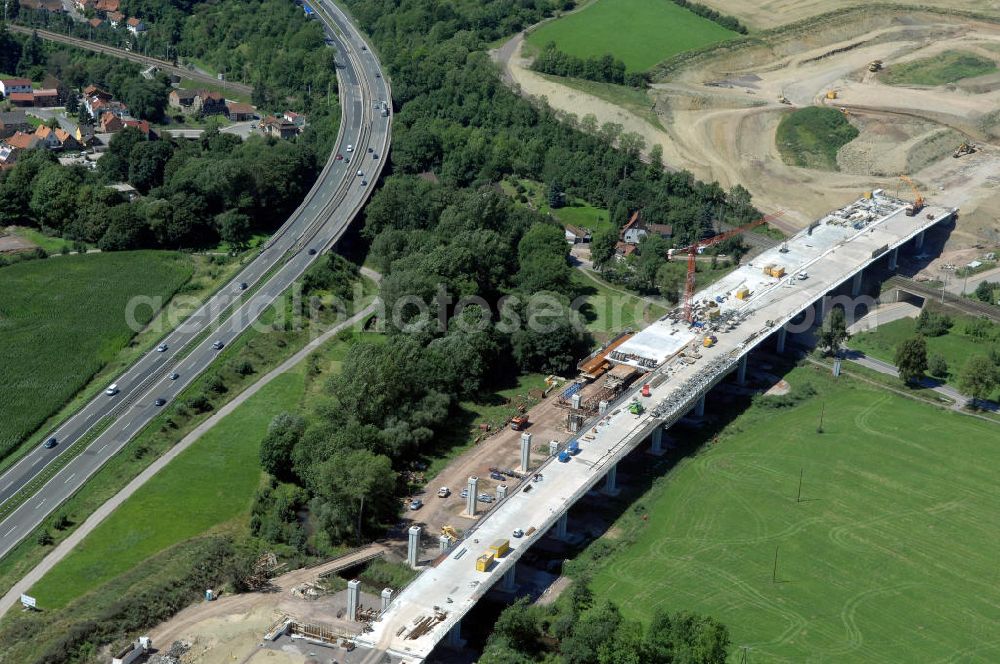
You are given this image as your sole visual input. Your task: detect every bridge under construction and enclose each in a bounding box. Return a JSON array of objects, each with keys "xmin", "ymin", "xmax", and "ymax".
[{"xmin": 353, "ymin": 191, "xmax": 956, "ymax": 662}]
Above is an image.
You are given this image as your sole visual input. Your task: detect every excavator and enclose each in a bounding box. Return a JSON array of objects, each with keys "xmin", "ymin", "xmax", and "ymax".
[
  {"xmin": 442, "ymin": 525, "xmax": 459, "ymax": 542},
  {"xmin": 868, "ymin": 60, "xmax": 883, "ymax": 72},
  {"xmin": 953, "ymin": 142, "xmax": 976, "ymax": 158},
  {"xmin": 899, "ymin": 175, "xmax": 924, "ymax": 217}
]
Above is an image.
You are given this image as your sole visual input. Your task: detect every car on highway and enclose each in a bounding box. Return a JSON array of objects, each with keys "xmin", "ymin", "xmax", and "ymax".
[
  {"xmin": 368, "ymin": 146, "xmax": 373, "ymax": 153},
  {"xmin": 361, "ymin": 180, "xmax": 368, "ymax": 186},
  {"xmin": 212, "ymin": 340, "xmax": 225, "ymax": 350},
  {"xmin": 357, "ymin": 170, "xmax": 363, "ymax": 177},
  {"xmin": 361, "ymin": 44, "xmax": 367, "ymax": 50},
  {"xmin": 239, "ymin": 282, "xmax": 248, "ymax": 290},
  {"xmin": 437, "ymin": 487, "xmax": 450, "ymax": 498},
  {"xmin": 376, "ymin": 72, "xmax": 381, "ymax": 78},
  {"xmin": 156, "ymin": 343, "xmax": 168, "ymax": 352},
  {"xmin": 512, "ymin": 528, "xmax": 524, "ymax": 538},
  {"xmin": 169, "ymin": 372, "xmax": 179, "ymax": 380},
  {"xmin": 154, "ymin": 398, "xmax": 166, "ymax": 407},
  {"xmin": 308, "ymin": 248, "xmax": 317, "ymax": 255},
  {"xmin": 43, "ymin": 438, "xmax": 58, "ymax": 449},
  {"xmin": 372, "ymin": 152, "xmax": 378, "ymax": 160},
  {"xmin": 346, "ymin": 144, "xmax": 353, "ymax": 152},
  {"xmin": 105, "ymin": 383, "xmax": 119, "ymax": 396},
  {"xmin": 336, "ymin": 153, "xmax": 343, "ymax": 160},
  {"xmin": 409, "ymin": 499, "xmax": 423, "ymax": 510}
]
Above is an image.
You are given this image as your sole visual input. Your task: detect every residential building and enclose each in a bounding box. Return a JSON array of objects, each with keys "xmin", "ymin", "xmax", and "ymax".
[
  {"xmin": 35, "ymin": 125, "xmax": 80, "ymax": 151},
  {"xmin": 94, "ymin": 0, "xmax": 119, "ymax": 14},
  {"xmin": 168, "ymin": 88, "xmax": 198, "ymax": 113},
  {"xmin": 107, "ymin": 10, "xmax": 123, "ymax": 27},
  {"xmin": 8, "ymin": 92, "xmax": 34, "ymax": 107},
  {"xmin": 123, "ymin": 119, "xmax": 154, "ymax": 139},
  {"xmin": 260, "ymin": 115, "xmax": 298, "ymax": 140},
  {"xmin": 283, "ymin": 111, "xmax": 306, "ymax": 128},
  {"xmin": 0, "ymin": 144, "xmax": 17, "ymax": 169},
  {"xmin": 126, "ymin": 17, "xmax": 147, "ymax": 35},
  {"xmin": 107, "ymin": 182, "xmax": 139, "ymax": 201},
  {"xmin": 88, "ymin": 17, "xmax": 104, "ymax": 28},
  {"xmin": 99, "ymin": 111, "xmax": 125, "ymax": 133},
  {"xmin": 5, "ymin": 131, "xmax": 41, "ymax": 151},
  {"xmin": 75, "ymin": 124, "xmax": 98, "ymax": 146},
  {"xmin": 33, "ymin": 89, "xmax": 59, "ymax": 107},
  {"xmin": 0, "ymin": 112, "xmax": 32, "ymax": 139},
  {"xmin": 89, "ymin": 98, "xmax": 129, "ymax": 120},
  {"xmin": 565, "ymin": 225, "xmax": 591, "ymax": 244},
  {"xmin": 197, "ymin": 90, "xmax": 226, "ymax": 116},
  {"xmin": 75, "ymin": 0, "xmax": 95, "ymax": 11},
  {"xmin": 18, "ymin": 0, "xmax": 64, "ymax": 12},
  {"xmin": 225, "ymin": 102, "xmax": 256, "ymax": 121},
  {"xmin": 619, "ymin": 211, "xmax": 673, "ymax": 245},
  {"xmin": 614, "ymin": 241, "xmax": 637, "ymax": 261},
  {"xmin": 0, "ymin": 78, "xmax": 32, "ymax": 98}
]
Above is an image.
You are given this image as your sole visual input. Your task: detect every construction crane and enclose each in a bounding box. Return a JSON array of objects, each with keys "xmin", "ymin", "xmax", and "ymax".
[
  {"xmin": 899, "ymin": 175, "xmax": 924, "ymax": 216},
  {"xmin": 679, "ymin": 212, "xmax": 784, "ymax": 322}
]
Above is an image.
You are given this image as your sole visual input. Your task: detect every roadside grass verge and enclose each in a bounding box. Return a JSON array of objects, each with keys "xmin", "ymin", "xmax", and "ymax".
[
  {"xmin": 572, "ymin": 365, "xmax": 1000, "ymax": 662},
  {"xmin": 0, "ymin": 253, "xmax": 243, "ymax": 476},
  {"xmin": 884, "ymin": 50, "xmax": 996, "ymax": 86},
  {"xmin": 526, "ymin": 0, "xmax": 738, "ymax": 72},
  {"xmin": 0, "ymin": 252, "xmax": 194, "ymax": 464},
  {"xmin": 28, "ymin": 370, "xmax": 306, "ymax": 607},
  {"xmin": 776, "ymin": 106, "xmax": 858, "ymax": 171}
]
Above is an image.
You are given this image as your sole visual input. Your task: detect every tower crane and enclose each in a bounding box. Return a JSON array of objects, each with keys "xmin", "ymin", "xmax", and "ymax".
[
  {"xmin": 899, "ymin": 175, "xmax": 924, "ymax": 216},
  {"xmin": 678, "ymin": 212, "xmax": 784, "ymax": 322}
]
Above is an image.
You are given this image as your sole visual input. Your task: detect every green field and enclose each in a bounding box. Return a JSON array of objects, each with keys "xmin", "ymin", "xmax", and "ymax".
[
  {"xmin": 776, "ymin": 106, "xmax": 859, "ymax": 171},
  {"xmin": 502, "ymin": 177, "xmax": 612, "ymax": 233},
  {"xmin": 884, "ymin": 50, "xmax": 997, "ymax": 86},
  {"xmin": 849, "ymin": 314, "xmax": 1000, "ymax": 398},
  {"xmin": 29, "ymin": 370, "xmax": 305, "ymax": 607},
  {"xmin": 526, "ymin": 0, "xmax": 737, "ymax": 72},
  {"xmin": 573, "ymin": 269, "xmax": 667, "ymax": 336},
  {"xmin": 584, "ymin": 366, "xmax": 1000, "ymax": 662},
  {"xmin": 0, "ymin": 252, "xmax": 193, "ymax": 461}
]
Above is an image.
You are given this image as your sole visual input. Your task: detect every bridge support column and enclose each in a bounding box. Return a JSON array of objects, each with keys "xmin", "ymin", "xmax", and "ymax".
[
  {"xmin": 776, "ymin": 326, "xmax": 788, "ymax": 354},
  {"xmin": 446, "ymin": 621, "xmax": 464, "ymax": 648},
  {"xmin": 889, "ymin": 247, "xmax": 898, "ymax": 271},
  {"xmin": 347, "ymin": 578, "xmax": 360, "ymax": 620},
  {"xmin": 497, "ymin": 484, "xmax": 508, "ymax": 500},
  {"xmin": 650, "ymin": 427, "xmax": 665, "ymax": 456},
  {"xmin": 851, "ymin": 271, "xmax": 863, "ymax": 297},
  {"xmin": 555, "ymin": 513, "xmax": 568, "ymax": 541},
  {"xmin": 815, "ymin": 297, "xmax": 828, "ymax": 326},
  {"xmin": 915, "ymin": 231, "xmax": 925, "ymax": 251},
  {"xmin": 603, "ymin": 463, "xmax": 619, "ymax": 496},
  {"xmin": 407, "ymin": 525, "xmax": 421, "ymax": 568},
  {"xmin": 439, "ymin": 534, "xmax": 452, "ymax": 554},
  {"xmin": 465, "ymin": 476, "xmax": 478, "ymax": 516},
  {"xmin": 381, "ymin": 588, "xmax": 393, "ymax": 612},
  {"xmin": 694, "ymin": 394, "xmax": 705, "ymax": 418},
  {"xmin": 520, "ymin": 432, "xmax": 532, "ymax": 472},
  {"xmin": 502, "ymin": 566, "xmax": 516, "ymax": 593},
  {"xmin": 736, "ymin": 355, "xmax": 748, "ymax": 386}
]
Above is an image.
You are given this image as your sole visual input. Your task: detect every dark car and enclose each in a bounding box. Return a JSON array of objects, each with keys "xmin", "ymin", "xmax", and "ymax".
[
  {"xmin": 308, "ymin": 248, "xmax": 317, "ymax": 255},
  {"xmin": 239, "ymin": 282, "xmax": 248, "ymax": 290},
  {"xmin": 212, "ymin": 340, "xmax": 225, "ymax": 350},
  {"xmin": 368, "ymin": 146, "xmax": 374, "ymax": 153},
  {"xmin": 372, "ymin": 153, "xmax": 379, "ymax": 160},
  {"xmin": 361, "ymin": 180, "xmax": 368, "ymax": 186},
  {"xmin": 154, "ymin": 398, "xmax": 166, "ymax": 407},
  {"xmin": 43, "ymin": 437, "xmax": 58, "ymax": 449}
]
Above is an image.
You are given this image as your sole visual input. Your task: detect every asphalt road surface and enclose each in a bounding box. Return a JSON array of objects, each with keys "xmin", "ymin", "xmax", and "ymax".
[{"xmin": 0, "ymin": 1, "xmax": 391, "ymax": 561}]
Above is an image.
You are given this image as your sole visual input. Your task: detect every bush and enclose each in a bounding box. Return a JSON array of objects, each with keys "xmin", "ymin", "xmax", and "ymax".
[
  {"xmin": 37, "ymin": 530, "xmax": 54, "ymax": 546},
  {"xmin": 915, "ymin": 310, "xmax": 953, "ymax": 337},
  {"xmin": 185, "ymin": 394, "xmax": 213, "ymax": 413},
  {"xmin": 928, "ymin": 354, "xmax": 948, "ymax": 378}
]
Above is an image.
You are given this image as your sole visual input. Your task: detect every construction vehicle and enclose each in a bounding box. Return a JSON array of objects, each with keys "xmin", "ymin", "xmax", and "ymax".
[
  {"xmin": 641, "ymin": 383, "xmax": 651, "ymax": 397},
  {"xmin": 442, "ymin": 525, "xmax": 459, "ymax": 541},
  {"xmin": 475, "ymin": 553, "xmax": 494, "ymax": 572},
  {"xmin": 628, "ymin": 401, "xmax": 644, "ymax": 416},
  {"xmin": 839, "ymin": 107, "xmax": 850, "ymax": 116},
  {"xmin": 868, "ymin": 60, "xmax": 883, "ymax": 72},
  {"xmin": 510, "ymin": 415, "xmax": 529, "ymax": 431},
  {"xmin": 899, "ymin": 175, "xmax": 924, "ymax": 216},
  {"xmin": 777, "ymin": 95, "xmax": 791, "ymax": 105},
  {"xmin": 677, "ymin": 211, "xmax": 783, "ymax": 321},
  {"xmin": 953, "ymin": 142, "xmax": 976, "ymax": 158},
  {"xmin": 558, "ymin": 451, "xmax": 571, "ymax": 463},
  {"xmin": 735, "ymin": 285, "xmax": 751, "ymax": 300},
  {"xmin": 762, "ymin": 264, "xmax": 786, "ymax": 278},
  {"xmin": 826, "ymin": 90, "xmax": 838, "ymax": 100},
  {"xmin": 567, "ymin": 439, "xmax": 580, "ymax": 455},
  {"xmin": 703, "ymin": 335, "xmax": 717, "ymax": 348}
]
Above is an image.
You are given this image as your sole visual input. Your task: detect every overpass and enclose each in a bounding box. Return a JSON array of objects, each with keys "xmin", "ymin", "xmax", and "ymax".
[
  {"xmin": 356, "ymin": 191, "xmax": 957, "ymax": 662},
  {"xmin": 0, "ymin": 0, "xmax": 390, "ymax": 560}
]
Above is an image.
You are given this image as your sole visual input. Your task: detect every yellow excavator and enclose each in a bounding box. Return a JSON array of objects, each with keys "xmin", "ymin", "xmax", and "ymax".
[
  {"xmin": 868, "ymin": 60, "xmax": 883, "ymax": 72},
  {"xmin": 953, "ymin": 142, "xmax": 976, "ymax": 158},
  {"xmin": 899, "ymin": 175, "xmax": 925, "ymax": 217},
  {"xmin": 442, "ymin": 525, "xmax": 459, "ymax": 542}
]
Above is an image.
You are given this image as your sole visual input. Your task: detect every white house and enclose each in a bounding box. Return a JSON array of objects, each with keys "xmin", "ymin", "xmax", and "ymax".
[{"xmin": 0, "ymin": 78, "xmax": 32, "ymax": 98}]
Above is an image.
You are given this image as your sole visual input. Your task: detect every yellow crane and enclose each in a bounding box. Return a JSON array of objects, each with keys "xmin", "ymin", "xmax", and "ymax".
[{"xmin": 899, "ymin": 175, "xmax": 924, "ymax": 216}]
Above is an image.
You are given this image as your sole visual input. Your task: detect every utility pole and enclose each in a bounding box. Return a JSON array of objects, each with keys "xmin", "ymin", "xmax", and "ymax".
[
  {"xmin": 772, "ymin": 545, "xmax": 779, "ymax": 584},
  {"xmin": 817, "ymin": 402, "xmax": 825, "ymax": 433},
  {"xmin": 796, "ymin": 468, "xmax": 803, "ymax": 503}
]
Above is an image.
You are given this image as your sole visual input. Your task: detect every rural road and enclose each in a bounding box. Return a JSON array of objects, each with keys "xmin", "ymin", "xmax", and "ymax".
[
  {"xmin": 0, "ymin": 0, "xmax": 391, "ymax": 562},
  {"xmin": 0, "ymin": 275, "xmax": 380, "ymax": 614}
]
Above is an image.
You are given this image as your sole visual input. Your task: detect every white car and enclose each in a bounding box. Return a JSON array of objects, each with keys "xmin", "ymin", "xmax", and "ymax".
[
  {"xmin": 437, "ymin": 487, "xmax": 450, "ymax": 498},
  {"xmin": 346, "ymin": 144, "xmax": 353, "ymax": 152},
  {"xmin": 105, "ymin": 384, "xmax": 119, "ymax": 396},
  {"xmin": 156, "ymin": 343, "xmax": 168, "ymax": 352},
  {"xmin": 357, "ymin": 170, "xmax": 363, "ymax": 177}
]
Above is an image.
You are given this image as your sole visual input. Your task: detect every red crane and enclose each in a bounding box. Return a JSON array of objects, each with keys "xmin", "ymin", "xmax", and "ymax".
[{"xmin": 679, "ymin": 212, "xmax": 784, "ymax": 322}]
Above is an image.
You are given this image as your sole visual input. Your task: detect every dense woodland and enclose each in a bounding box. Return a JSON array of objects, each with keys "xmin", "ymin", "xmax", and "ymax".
[{"xmin": 531, "ymin": 42, "xmax": 650, "ymax": 88}]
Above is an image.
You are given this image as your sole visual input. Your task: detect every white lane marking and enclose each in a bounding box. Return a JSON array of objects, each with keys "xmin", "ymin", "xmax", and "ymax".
[
  {"xmin": 2, "ymin": 482, "xmax": 11, "ymax": 492},
  {"xmin": 64, "ymin": 473, "xmax": 76, "ymax": 484},
  {"xmin": 123, "ymin": 420, "xmax": 132, "ymax": 430},
  {"xmin": 35, "ymin": 499, "xmax": 46, "ymax": 510},
  {"xmin": 98, "ymin": 444, "xmax": 108, "ymax": 454},
  {"xmin": 3, "ymin": 526, "xmax": 14, "ymax": 537}
]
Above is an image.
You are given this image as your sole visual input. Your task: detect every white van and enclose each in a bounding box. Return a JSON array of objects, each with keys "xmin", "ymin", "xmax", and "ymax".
[{"xmin": 105, "ymin": 384, "xmax": 119, "ymax": 396}]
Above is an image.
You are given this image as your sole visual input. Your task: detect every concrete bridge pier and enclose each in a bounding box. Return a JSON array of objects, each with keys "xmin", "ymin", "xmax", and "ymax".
[
  {"xmin": 465, "ymin": 476, "xmax": 478, "ymax": 516},
  {"xmin": 694, "ymin": 394, "xmax": 705, "ymax": 418},
  {"xmin": 915, "ymin": 230, "xmax": 925, "ymax": 251},
  {"xmin": 519, "ymin": 432, "xmax": 532, "ymax": 472},
  {"xmin": 815, "ymin": 296, "xmax": 828, "ymax": 326},
  {"xmin": 381, "ymin": 588, "xmax": 393, "ymax": 612},
  {"xmin": 407, "ymin": 525, "xmax": 421, "ymax": 568},
  {"xmin": 602, "ymin": 463, "xmax": 619, "ymax": 496},
  {"xmin": 889, "ymin": 247, "xmax": 898, "ymax": 271},
  {"xmin": 439, "ymin": 534, "xmax": 452, "ymax": 554},
  {"xmin": 555, "ymin": 513, "xmax": 568, "ymax": 540},
  {"xmin": 446, "ymin": 621, "xmax": 464, "ymax": 648},
  {"xmin": 851, "ymin": 271, "xmax": 863, "ymax": 297},
  {"xmin": 650, "ymin": 427, "xmax": 665, "ymax": 456},
  {"xmin": 502, "ymin": 566, "xmax": 516, "ymax": 593},
  {"xmin": 736, "ymin": 355, "xmax": 748, "ymax": 386},
  {"xmin": 347, "ymin": 578, "xmax": 360, "ymax": 620},
  {"xmin": 776, "ymin": 326, "xmax": 787, "ymax": 354}
]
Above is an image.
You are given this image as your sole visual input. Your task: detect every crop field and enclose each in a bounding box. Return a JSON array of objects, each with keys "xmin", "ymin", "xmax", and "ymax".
[
  {"xmin": 586, "ymin": 366, "xmax": 1000, "ymax": 662},
  {"xmin": 28, "ymin": 369, "xmax": 305, "ymax": 607},
  {"xmin": 884, "ymin": 50, "xmax": 996, "ymax": 86},
  {"xmin": 776, "ymin": 106, "xmax": 859, "ymax": 171},
  {"xmin": 526, "ymin": 0, "xmax": 738, "ymax": 72},
  {"xmin": 0, "ymin": 252, "xmax": 193, "ymax": 462}
]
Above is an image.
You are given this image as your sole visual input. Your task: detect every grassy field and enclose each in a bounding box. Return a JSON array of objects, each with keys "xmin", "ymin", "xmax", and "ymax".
[
  {"xmin": 29, "ymin": 370, "xmax": 305, "ymax": 607},
  {"xmin": 0, "ymin": 252, "xmax": 193, "ymax": 462},
  {"xmin": 884, "ymin": 50, "xmax": 997, "ymax": 86},
  {"xmin": 526, "ymin": 0, "xmax": 737, "ymax": 72},
  {"xmin": 849, "ymin": 314, "xmax": 1000, "ymax": 398},
  {"xmin": 501, "ymin": 177, "xmax": 612, "ymax": 233},
  {"xmin": 776, "ymin": 106, "xmax": 859, "ymax": 171},
  {"xmin": 6, "ymin": 227, "xmax": 90, "ymax": 254},
  {"xmin": 584, "ymin": 366, "xmax": 1000, "ymax": 662},
  {"xmin": 573, "ymin": 269, "xmax": 667, "ymax": 336}
]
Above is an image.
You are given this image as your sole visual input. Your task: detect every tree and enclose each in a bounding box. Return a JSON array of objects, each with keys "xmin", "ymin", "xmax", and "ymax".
[
  {"xmin": 818, "ymin": 308, "xmax": 848, "ymax": 356},
  {"xmin": 548, "ymin": 178, "xmax": 564, "ymax": 209},
  {"xmin": 590, "ymin": 228, "xmax": 617, "ymax": 269},
  {"xmin": 65, "ymin": 90, "xmax": 79, "ymax": 114},
  {"xmin": 259, "ymin": 412, "xmax": 306, "ymax": 482},
  {"xmin": 928, "ymin": 353, "xmax": 948, "ymax": 378},
  {"xmin": 216, "ymin": 209, "xmax": 252, "ymax": 253},
  {"xmin": 974, "ymin": 280, "xmax": 998, "ymax": 304},
  {"xmin": 958, "ymin": 355, "xmax": 998, "ymax": 408},
  {"xmin": 894, "ymin": 336, "xmax": 928, "ymax": 384},
  {"xmin": 914, "ymin": 309, "xmax": 952, "ymax": 337}
]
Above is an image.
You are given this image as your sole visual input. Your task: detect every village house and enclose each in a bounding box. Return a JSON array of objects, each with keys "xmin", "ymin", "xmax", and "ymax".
[
  {"xmin": 74, "ymin": 0, "xmax": 95, "ymax": 11},
  {"xmin": 35, "ymin": 125, "xmax": 80, "ymax": 151},
  {"xmin": 123, "ymin": 119, "xmax": 154, "ymax": 139},
  {"xmin": 0, "ymin": 78, "xmax": 32, "ymax": 98},
  {"xmin": 620, "ymin": 211, "xmax": 673, "ymax": 245},
  {"xmin": 88, "ymin": 17, "xmax": 104, "ymax": 28},
  {"xmin": 0, "ymin": 144, "xmax": 17, "ymax": 169},
  {"xmin": 283, "ymin": 111, "xmax": 306, "ymax": 128},
  {"xmin": 5, "ymin": 130, "xmax": 42, "ymax": 152},
  {"xmin": 107, "ymin": 10, "xmax": 123, "ymax": 27},
  {"xmin": 260, "ymin": 115, "xmax": 298, "ymax": 140},
  {"xmin": 0, "ymin": 112, "xmax": 32, "ymax": 139},
  {"xmin": 126, "ymin": 17, "xmax": 147, "ymax": 35},
  {"xmin": 198, "ymin": 90, "xmax": 227, "ymax": 116},
  {"xmin": 168, "ymin": 88, "xmax": 198, "ymax": 113},
  {"xmin": 75, "ymin": 124, "xmax": 98, "ymax": 147},
  {"xmin": 564, "ymin": 225, "xmax": 592, "ymax": 244},
  {"xmin": 225, "ymin": 102, "xmax": 256, "ymax": 122},
  {"xmin": 94, "ymin": 0, "xmax": 119, "ymax": 15}
]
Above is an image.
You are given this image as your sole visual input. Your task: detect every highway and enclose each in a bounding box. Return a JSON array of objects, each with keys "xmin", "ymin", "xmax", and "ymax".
[{"xmin": 0, "ymin": 1, "xmax": 391, "ymax": 561}]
